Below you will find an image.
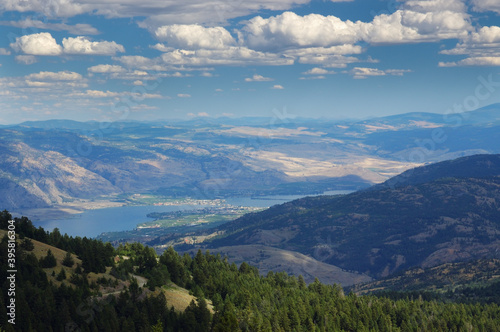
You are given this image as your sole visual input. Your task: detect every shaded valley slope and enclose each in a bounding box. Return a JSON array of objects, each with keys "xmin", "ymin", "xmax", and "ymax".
[{"xmin": 205, "ymin": 154, "xmax": 500, "ymax": 278}]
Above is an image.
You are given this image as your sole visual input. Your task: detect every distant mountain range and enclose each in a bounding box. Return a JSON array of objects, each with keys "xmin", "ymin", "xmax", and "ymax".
[
  {"xmin": 2, "ymin": 104, "xmax": 500, "ymax": 217},
  {"xmin": 204, "ymin": 154, "xmax": 500, "ymax": 279}
]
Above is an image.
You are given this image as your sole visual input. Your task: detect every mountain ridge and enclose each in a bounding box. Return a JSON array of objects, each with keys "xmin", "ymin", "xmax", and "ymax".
[
  {"xmin": 3, "ymin": 104, "xmax": 500, "ymax": 215},
  {"xmin": 203, "ymin": 154, "xmax": 500, "ymax": 278}
]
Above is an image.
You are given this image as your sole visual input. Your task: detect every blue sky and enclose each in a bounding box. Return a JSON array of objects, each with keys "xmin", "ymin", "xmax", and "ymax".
[{"xmin": 1, "ymin": 0, "xmax": 500, "ymax": 124}]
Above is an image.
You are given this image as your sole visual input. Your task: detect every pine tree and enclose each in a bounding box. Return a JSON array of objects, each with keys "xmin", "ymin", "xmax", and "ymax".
[
  {"xmin": 40, "ymin": 249, "xmax": 57, "ymax": 268},
  {"xmin": 57, "ymin": 268, "xmax": 67, "ymax": 281},
  {"xmin": 62, "ymin": 251, "xmax": 75, "ymax": 267}
]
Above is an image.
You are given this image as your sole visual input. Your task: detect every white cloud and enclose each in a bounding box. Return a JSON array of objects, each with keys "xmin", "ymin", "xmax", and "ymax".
[
  {"xmin": 167, "ymin": 72, "xmax": 189, "ymax": 77},
  {"xmin": 159, "ymin": 47, "xmax": 293, "ymax": 66},
  {"xmin": 150, "ymin": 43, "xmax": 174, "ymax": 52},
  {"xmin": 271, "ymin": 84, "xmax": 284, "ymax": 89},
  {"xmin": 359, "ymin": 10, "xmax": 470, "ymax": 44},
  {"xmin": 439, "ymin": 57, "xmax": 500, "ymax": 67},
  {"xmin": 245, "ymin": 74, "xmax": 274, "ymax": 82},
  {"xmin": 201, "ymin": 72, "xmax": 213, "ymax": 77},
  {"xmin": 26, "ymin": 71, "xmax": 83, "ymax": 81},
  {"xmin": 215, "ymin": 88, "xmax": 223, "ymax": 92},
  {"xmin": 10, "ymin": 32, "xmax": 125, "ymax": 56},
  {"xmin": 177, "ymin": 93, "xmax": 191, "ymax": 98},
  {"xmin": 349, "ymin": 67, "xmax": 411, "ymax": 79},
  {"xmin": 385, "ymin": 69, "xmax": 412, "ymax": 76},
  {"xmin": 351, "ymin": 67, "xmax": 386, "ymax": 79},
  {"xmin": 88, "ymin": 64, "xmax": 127, "ymax": 73},
  {"xmin": 4, "ymin": 0, "xmax": 354, "ymax": 28},
  {"xmin": 0, "ymin": 18, "xmax": 99, "ymax": 34},
  {"xmin": 85, "ymin": 90, "xmax": 121, "ymax": 98},
  {"xmin": 13, "ymin": 70, "xmax": 88, "ymax": 91},
  {"xmin": 242, "ymin": 12, "xmax": 360, "ymax": 51},
  {"xmin": 0, "ymin": 48, "xmax": 11, "ymax": 55},
  {"xmin": 297, "ymin": 54, "xmax": 361, "ymax": 68},
  {"xmin": 440, "ymin": 26, "xmax": 500, "ymax": 66},
  {"xmin": 15, "ymin": 55, "xmax": 37, "ymax": 65},
  {"xmin": 155, "ymin": 24, "xmax": 235, "ymax": 49},
  {"xmin": 25, "ymin": 80, "xmax": 52, "ymax": 87},
  {"xmin": 1, "ymin": 0, "xmax": 86, "ymax": 17},
  {"xmin": 403, "ymin": 0, "xmax": 467, "ymax": 13},
  {"xmin": 242, "ymin": 8, "xmax": 470, "ymax": 52},
  {"xmin": 73, "ymin": 89, "xmax": 163, "ymax": 98},
  {"xmin": 62, "ymin": 36, "xmax": 125, "ymax": 55},
  {"xmin": 469, "ymin": 26, "xmax": 500, "ymax": 44},
  {"xmin": 302, "ymin": 67, "xmax": 335, "ymax": 75},
  {"xmin": 299, "ymin": 76, "xmax": 326, "ymax": 80},
  {"xmin": 10, "ymin": 32, "xmax": 62, "ymax": 55},
  {"xmin": 285, "ymin": 45, "xmax": 363, "ymax": 57},
  {"xmin": 133, "ymin": 80, "xmax": 144, "ymax": 86},
  {"xmin": 114, "ymin": 55, "xmax": 169, "ymax": 71},
  {"xmin": 471, "ymin": 0, "xmax": 500, "ymax": 14}
]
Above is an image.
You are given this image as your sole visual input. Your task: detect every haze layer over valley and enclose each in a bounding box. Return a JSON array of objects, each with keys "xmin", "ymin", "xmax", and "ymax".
[{"xmin": 2, "ymin": 104, "xmax": 500, "ymax": 218}]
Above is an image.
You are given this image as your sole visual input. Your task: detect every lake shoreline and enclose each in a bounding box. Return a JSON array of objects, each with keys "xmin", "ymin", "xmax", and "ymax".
[{"xmin": 25, "ymin": 190, "xmax": 353, "ymax": 238}]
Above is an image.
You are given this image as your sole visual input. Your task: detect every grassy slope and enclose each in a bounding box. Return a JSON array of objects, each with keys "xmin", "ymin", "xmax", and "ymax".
[
  {"xmin": 1, "ymin": 229, "xmax": 206, "ymax": 312},
  {"xmin": 350, "ymin": 258, "xmax": 500, "ymax": 294}
]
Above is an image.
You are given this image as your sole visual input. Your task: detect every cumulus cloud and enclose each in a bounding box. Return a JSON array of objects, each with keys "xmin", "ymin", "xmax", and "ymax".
[
  {"xmin": 114, "ymin": 55, "xmax": 169, "ymax": 71},
  {"xmin": 241, "ymin": 8, "xmax": 470, "ymax": 52},
  {"xmin": 10, "ymin": 32, "xmax": 62, "ymax": 55},
  {"xmin": 242, "ymin": 12, "xmax": 360, "ymax": 51},
  {"xmin": 349, "ymin": 67, "xmax": 411, "ymax": 79},
  {"xmin": 297, "ymin": 54, "xmax": 361, "ymax": 68},
  {"xmin": 85, "ymin": 90, "xmax": 121, "ymax": 98},
  {"xmin": 26, "ymin": 71, "xmax": 83, "ymax": 81},
  {"xmin": 159, "ymin": 47, "xmax": 293, "ymax": 66},
  {"xmin": 235, "ymin": 2, "xmax": 471, "ymax": 67},
  {"xmin": 62, "ymin": 36, "xmax": 125, "ymax": 55},
  {"xmin": 0, "ymin": 48, "xmax": 11, "ymax": 55},
  {"xmin": 439, "ymin": 57, "xmax": 500, "ymax": 67},
  {"xmin": 469, "ymin": 26, "xmax": 500, "ymax": 44},
  {"xmin": 358, "ymin": 9, "xmax": 470, "ymax": 44},
  {"xmin": 403, "ymin": 0, "xmax": 467, "ymax": 13},
  {"xmin": 471, "ymin": 0, "xmax": 500, "ymax": 14},
  {"xmin": 177, "ymin": 93, "xmax": 191, "ymax": 98},
  {"xmin": 302, "ymin": 67, "xmax": 335, "ymax": 75},
  {"xmin": 155, "ymin": 24, "xmax": 235, "ymax": 49},
  {"xmin": 440, "ymin": 26, "xmax": 500, "ymax": 66},
  {"xmin": 10, "ymin": 32, "xmax": 124, "ymax": 56},
  {"xmin": 19, "ymin": 71, "xmax": 88, "ymax": 90},
  {"xmin": 271, "ymin": 84, "xmax": 284, "ymax": 89},
  {"xmin": 88, "ymin": 64, "xmax": 127, "ymax": 73},
  {"xmin": 245, "ymin": 74, "xmax": 274, "ymax": 82},
  {"xmin": 285, "ymin": 45, "xmax": 363, "ymax": 57}
]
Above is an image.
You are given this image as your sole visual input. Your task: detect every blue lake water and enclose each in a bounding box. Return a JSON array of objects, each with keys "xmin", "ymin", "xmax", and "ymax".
[{"xmin": 33, "ymin": 190, "xmax": 352, "ymax": 238}]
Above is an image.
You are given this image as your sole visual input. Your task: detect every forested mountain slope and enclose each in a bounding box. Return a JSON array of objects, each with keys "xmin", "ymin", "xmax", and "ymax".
[
  {"xmin": 2, "ymin": 211, "xmax": 500, "ymax": 331},
  {"xmin": 207, "ymin": 154, "xmax": 500, "ymax": 278}
]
